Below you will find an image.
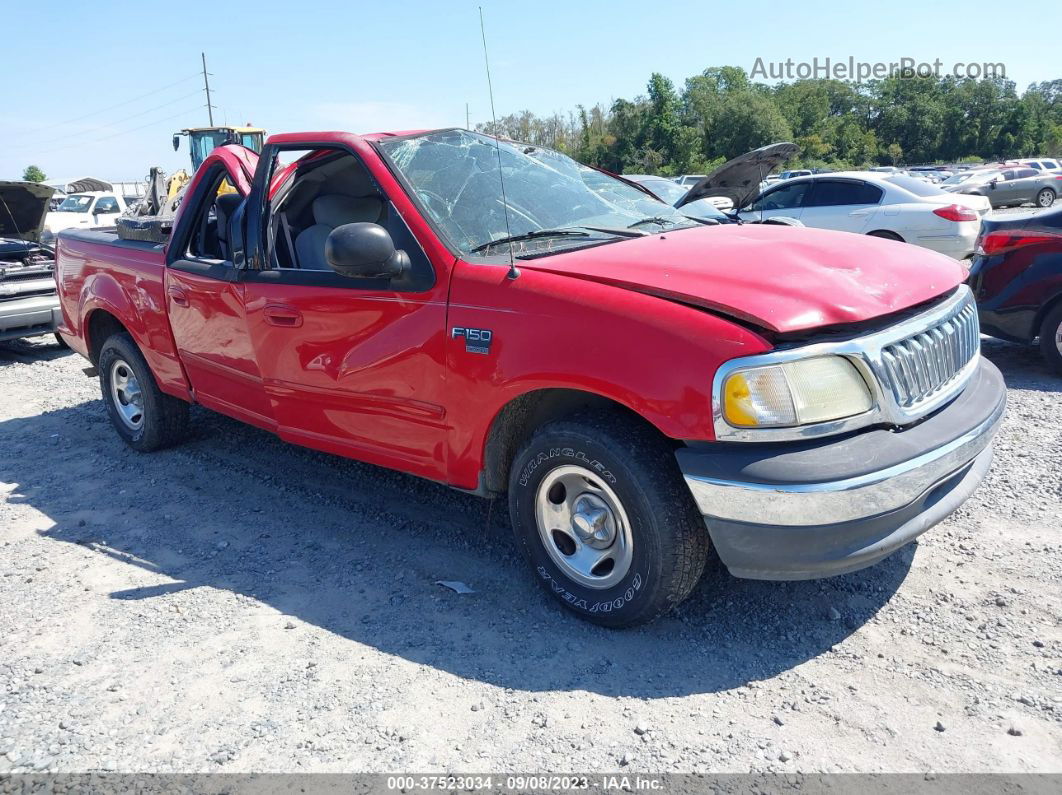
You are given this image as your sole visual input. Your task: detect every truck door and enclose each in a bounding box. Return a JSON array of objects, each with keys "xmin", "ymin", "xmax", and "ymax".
[
  {"xmin": 238, "ymin": 141, "xmax": 450, "ymax": 481},
  {"xmin": 164, "ymin": 152, "xmax": 275, "ymax": 430}
]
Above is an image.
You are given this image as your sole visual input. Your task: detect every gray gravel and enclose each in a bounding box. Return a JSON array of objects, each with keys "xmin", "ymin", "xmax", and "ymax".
[{"xmin": 0, "ymin": 335, "xmax": 1059, "ymax": 774}]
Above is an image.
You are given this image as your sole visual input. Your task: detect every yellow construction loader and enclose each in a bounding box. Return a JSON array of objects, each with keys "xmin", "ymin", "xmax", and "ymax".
[{"xmin": 118, "ymin": 125, "xmax": 265, "ymax": 241}]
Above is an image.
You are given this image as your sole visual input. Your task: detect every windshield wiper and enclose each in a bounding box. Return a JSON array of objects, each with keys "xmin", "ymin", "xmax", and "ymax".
[
  {"xmin": 627, "ymin": 216, "xmax": 685, "ymax": 229},
  {"xmin": 470, "ymin": 226, "xmax": 643, "ymax": 254}
]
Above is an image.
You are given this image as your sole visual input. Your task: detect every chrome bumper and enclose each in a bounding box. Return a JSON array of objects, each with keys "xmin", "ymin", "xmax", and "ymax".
[
  {"xmin": 685, "ymin": 392, "xmax": 1003, "ymax": 526},
  {"xmin": 677, "ymin": 358, "xmax": 1006, "ymax": 580},
  {"xmin": 0, "ymin": 294, "xmax": 61, "ymax": 341}
]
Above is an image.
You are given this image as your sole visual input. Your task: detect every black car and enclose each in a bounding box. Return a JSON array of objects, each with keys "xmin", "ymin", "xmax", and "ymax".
[{"xmin": 968, "ymin": 206, "xmax": 1062, "ymax": 373}]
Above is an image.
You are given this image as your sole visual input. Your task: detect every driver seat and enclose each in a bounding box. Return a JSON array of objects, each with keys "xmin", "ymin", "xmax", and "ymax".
[{"xmin": 294, "ymin": 194, "xmax": 383, "ymax": 270}]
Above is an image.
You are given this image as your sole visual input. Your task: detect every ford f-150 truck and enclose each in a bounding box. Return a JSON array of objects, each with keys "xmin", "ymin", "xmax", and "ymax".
[{"xmin": 56, "ymin": 129, "xmax": 1006, "ymax": 627}]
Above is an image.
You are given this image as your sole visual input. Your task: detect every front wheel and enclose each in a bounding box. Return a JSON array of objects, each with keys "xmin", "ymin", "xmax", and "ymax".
[
  {"xmin": 508, "ymin": 412, "xmax": 708, "ymax": 627},
  {"xmin": 98, "ymin": 332, "xmax": 189, "ymax": 451},
  {"xmin": 1036, "ymin": 188, "xmax": 1056, "ymax": 208},
  {"xmin": 1039, "ymin": 303, "xmax": 1062, "ymax": 375}
]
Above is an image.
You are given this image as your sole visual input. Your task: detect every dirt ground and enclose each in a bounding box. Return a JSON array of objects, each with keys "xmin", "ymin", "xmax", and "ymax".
[{"xmin": 0, "ymin": 335, "xmax": 1059, "ymax": 774}]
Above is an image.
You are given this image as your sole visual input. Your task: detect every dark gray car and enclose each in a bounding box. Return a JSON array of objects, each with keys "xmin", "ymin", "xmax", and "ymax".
[{"xmin": 943, "ymin": 167, "xmax": 1059, "ymax": 209}]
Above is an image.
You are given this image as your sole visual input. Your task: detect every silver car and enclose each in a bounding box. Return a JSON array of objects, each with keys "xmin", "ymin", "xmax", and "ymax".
[{"xmin": 943, "ymin": 166, "xmax": 1059, "ymax": 209}]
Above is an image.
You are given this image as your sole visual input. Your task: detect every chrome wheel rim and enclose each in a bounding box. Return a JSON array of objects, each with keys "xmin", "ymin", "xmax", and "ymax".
[
  {"xmin": 1055, "ymin": 319, "xmax": 1062, "ymax": 356},
  {"xmin": 109, "ymin": 358, "xmax": 144, "ymax": 431},
  {"xmin": 534, "ymin": 465, "xmax": 634, "ymax": 589},
  {"xmin": 1038, "ymin": 190, "xmax": 1054, "ymax": 208}
]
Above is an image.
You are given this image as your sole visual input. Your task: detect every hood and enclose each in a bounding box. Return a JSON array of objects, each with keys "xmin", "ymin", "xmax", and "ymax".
[
  {"xmin": 516, "ymin": 224, "xmax": 964, "ymax": 334},
  {"xmin": 0, "ymin": 181, "xmax": 54, "ymax": 243},
  {"xmin": 676, "ymin": 142, "xmax": 799, "ymax": 209}
]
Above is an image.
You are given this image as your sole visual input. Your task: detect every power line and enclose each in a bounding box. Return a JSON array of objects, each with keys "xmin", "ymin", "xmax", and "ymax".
[
  {"xmin": 31, "ymin": 105, "xmax": 207, "ymax": 157},
  {"xmin": 26, "ymin": 74, "xmax": 201, "ymax": 133},
  {"xmin": 11, "ymin": 89, "xmax": 205, "ymax": 150}
]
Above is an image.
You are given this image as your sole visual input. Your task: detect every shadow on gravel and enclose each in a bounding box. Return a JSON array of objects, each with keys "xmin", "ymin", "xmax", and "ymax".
[
  {"xmin": 981, "ymin": 338, "xmax": 1062, "ymax": 394},
  {"xmin": 6, "ymin": 396, "xmax": 915, "ymax": 699},
  {"xmin": 0, "ymin": 337, "xmax": 72, "ymax": 366}
]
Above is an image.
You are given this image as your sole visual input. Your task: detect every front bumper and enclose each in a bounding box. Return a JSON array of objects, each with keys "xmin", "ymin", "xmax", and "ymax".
[
  {"xmin": 0, "ymin": 294, "xmax": 61, "ymax": 342},
  {"xmin": 677, "ymin": 358, "xmax": 1006, "ymax": 580}
]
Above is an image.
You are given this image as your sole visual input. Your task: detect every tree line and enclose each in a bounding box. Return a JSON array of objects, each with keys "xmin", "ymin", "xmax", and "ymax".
[{"xmin": 478, "ymin": 66, "xmax": 1062, "ymax": 176}]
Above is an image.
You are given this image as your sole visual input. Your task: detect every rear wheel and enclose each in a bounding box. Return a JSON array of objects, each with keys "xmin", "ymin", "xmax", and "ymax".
[
  {"xmin": 98, "ymin": 333, "xmax": 189, "ymax": 451},
  {"xmin": 868, "ymin": 230, "xmax": 903, "ymax": 242},
  {"xmin": 1039, "ymin": 303, "xmax": 1062, "ymax": 375},
  {"xmin": 508, "ymin": 411, "xmax": 708, "ymax": 627},
  {"xmin": 1036, "ymin": 188, "xmax": 1056, "ymax": 208}
]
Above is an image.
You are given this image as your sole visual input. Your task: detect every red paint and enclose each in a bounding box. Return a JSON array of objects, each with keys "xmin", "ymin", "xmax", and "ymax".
[{"xmin": 57, "ymin": 133, "xmax": 962, "ymax": 491}]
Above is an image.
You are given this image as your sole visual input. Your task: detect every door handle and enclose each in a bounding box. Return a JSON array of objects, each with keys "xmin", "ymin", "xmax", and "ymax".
[
  {"xmin": 263, "ymin": 304, "xmax": 303, "ymax": 328},
  {"xmin": 167, "ymin": 286, "xmax": 189, "ymax": 307}
]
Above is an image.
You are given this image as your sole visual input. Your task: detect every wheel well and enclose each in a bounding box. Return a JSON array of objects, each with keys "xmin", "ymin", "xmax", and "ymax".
[
  {"xmin": 86, "ymin": 310, "xmax": 128, "ymax": 365},
  {"xmin": 867, "ymin": 229, "xmax": 904, "ymax": 242},
  {"xmin": 479, "ymin": 388, "xmax": 665, "ymax": 495},
  {"xmin": 1034, "ymin": 291, "xmax": 1062, "ymax": 337}
]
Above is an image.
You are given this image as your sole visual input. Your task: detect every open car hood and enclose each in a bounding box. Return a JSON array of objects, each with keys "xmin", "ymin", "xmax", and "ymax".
[
  {"xmin": 0, "ymin": 181, "xmax": 54, "ymax": 243},
  {"xmin": 516, "ymin": 223, "xmax": 965, "ymax": 334},
  {"xmin": 676, "ymin": 142, "xmax": 799, "ymax": 210}
]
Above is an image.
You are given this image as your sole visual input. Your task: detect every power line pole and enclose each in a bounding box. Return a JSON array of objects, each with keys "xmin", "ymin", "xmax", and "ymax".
[
  {"xmin": 466, "ymin": 103, "xmax": 470, "ymax": 130},
  {"xmin": 201, "ymin": 52, "xmax": 215, "ymax": 126}
]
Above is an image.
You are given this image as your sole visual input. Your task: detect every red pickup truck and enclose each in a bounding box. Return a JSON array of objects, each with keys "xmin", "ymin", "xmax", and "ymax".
[{"xmin": 56, "ymin": 129, "xmax": 1005, "ymax": 627}]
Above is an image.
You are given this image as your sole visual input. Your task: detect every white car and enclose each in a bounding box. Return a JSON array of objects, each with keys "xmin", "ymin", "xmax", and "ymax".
[
  {"xmin": 736, "ymin": 171, "xmax": 992, "ymax": 259},
  {"xmin": 1017, "ymin": 157, "xmax": 1061, "ymax": 173},
  {"xmin": 42, "ymin": 191, "xmax": 139, "ymax": 243}
]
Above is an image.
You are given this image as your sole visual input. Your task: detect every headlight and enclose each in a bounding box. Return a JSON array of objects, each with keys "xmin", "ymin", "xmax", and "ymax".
[{"xmin": 721, "ymin": 356, "xmax": 873, "ymax": 428}]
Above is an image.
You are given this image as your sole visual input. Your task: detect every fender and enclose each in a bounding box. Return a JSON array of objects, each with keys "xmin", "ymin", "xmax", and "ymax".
[
  {"xmin": 80, "ymin": 270, "xmax": 192, "ymax": 401},
  {"xmin": 444, "ymin": 262, "xmax": 773, "ymax": 489}
]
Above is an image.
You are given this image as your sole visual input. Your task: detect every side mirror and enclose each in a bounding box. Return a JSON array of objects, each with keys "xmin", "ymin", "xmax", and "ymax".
[
  {"xmin": 325, "ymin": 223, "xmax": 410, "ymax": 280},
  {"xmin": 989, "ymin": 179, "xmax": 997, "ymax": 189},
  {"xmin": 173, "ymin": 135, "xmax": 181, "ymax": 152}
]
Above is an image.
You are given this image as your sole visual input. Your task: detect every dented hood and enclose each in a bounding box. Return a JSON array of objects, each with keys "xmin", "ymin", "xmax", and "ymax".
[
  {"xmin": 0, "ymin": 181, "xmax": 54, "ymax": 243},
  {"xmin": 676, "ymin": 142, "xmax": 799, "ymax": 209},
  {"xmin": 517, "ymin": 224, "xmax": 965, "ymax": 333}
]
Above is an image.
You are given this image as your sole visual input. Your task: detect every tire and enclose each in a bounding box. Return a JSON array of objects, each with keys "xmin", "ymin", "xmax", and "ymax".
[
  {"xmin": 1039, "ymin": 303, "xmax": 1062, "ymax": 375},
  {"xmin": 1036, "ymin": 188, "xmax": 1056, "ymax": 209},
  {"xmin": 508, "ymin": 411, "xmax": 709, "ymax": 628},
  {"xmin": 98, "ymin": 332, "xmax": 189, "ymax": 451},
  {"xmin": 868, "ymin": 230, "xmax": 903, "ymax": 242},
  {"xmin": 53, "ymin": 332, "xmax": 69, "ymax": 349}
]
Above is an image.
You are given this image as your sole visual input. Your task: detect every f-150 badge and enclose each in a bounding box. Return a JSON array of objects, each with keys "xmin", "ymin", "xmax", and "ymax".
[{"xmin": 451, "ymin": 327, "xmax": 493, "ymax": 354}]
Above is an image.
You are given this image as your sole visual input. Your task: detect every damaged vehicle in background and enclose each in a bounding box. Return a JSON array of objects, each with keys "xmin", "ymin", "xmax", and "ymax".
[
  {"xmin": 0, "ymin": 181, "xmax": 64, "ymax": 344},
  {"xmin": 605, "ymin": 144, "xmax": 807, "ymax": 227}
]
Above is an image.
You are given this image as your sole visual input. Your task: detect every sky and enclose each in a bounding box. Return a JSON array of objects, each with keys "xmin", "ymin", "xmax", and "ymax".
[{"xmin": 4, "ymin": 0, "xmax": 1060, "ymax": 182}]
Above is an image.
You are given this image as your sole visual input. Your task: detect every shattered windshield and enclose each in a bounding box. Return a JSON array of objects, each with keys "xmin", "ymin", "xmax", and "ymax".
[{"xmin": 377, "ymin": 129, "xmax": 698, "ymax": 256}]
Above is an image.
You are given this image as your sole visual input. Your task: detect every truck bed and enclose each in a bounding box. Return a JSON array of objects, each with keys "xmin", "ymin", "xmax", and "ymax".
[{"xmin": 55, "ymin": 226, "xmax": 189, "ymax": 400}]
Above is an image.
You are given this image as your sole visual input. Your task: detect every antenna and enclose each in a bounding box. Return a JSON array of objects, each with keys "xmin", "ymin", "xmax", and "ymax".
[{"xmin": 478, "ymin": 6, "xmax": 519, "ymax": 280}]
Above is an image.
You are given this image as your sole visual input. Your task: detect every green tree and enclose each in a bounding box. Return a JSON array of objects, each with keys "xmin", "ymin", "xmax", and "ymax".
[{"xmin": 22, "ymin": 165, "xmax": 46, "ymax": 183}]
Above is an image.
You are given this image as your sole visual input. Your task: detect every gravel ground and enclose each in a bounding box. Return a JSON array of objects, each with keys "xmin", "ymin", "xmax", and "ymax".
[{"xmin": 0, "ymin": 334, "xmax": 1059, "ymax": 775}]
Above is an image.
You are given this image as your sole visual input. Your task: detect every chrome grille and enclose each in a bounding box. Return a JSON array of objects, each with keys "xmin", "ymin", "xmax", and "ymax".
[{"xmin": 876, "ymin": 293, "xmax": 979, "ymax": 410}]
